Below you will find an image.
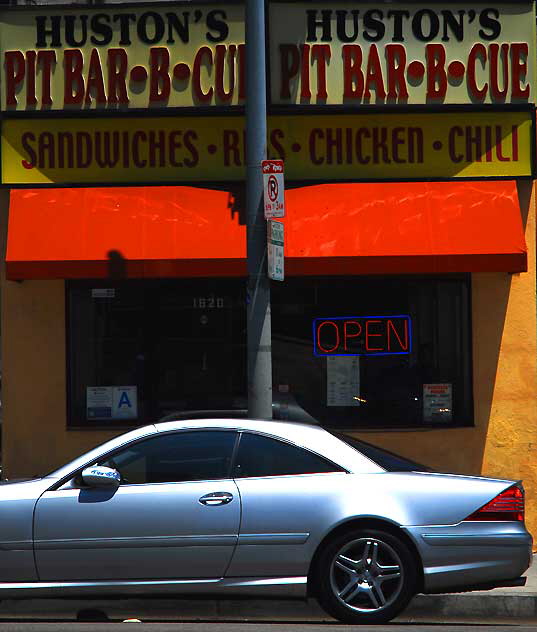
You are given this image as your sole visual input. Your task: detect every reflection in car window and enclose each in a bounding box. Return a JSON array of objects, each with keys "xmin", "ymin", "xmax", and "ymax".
[
  {"xmin": 330, "ymin": 432, "xmax": 434, "ymax": 473},
  {"xmin": 99, "ymin": 431, "xmax": 237, "ymax": 484},
  {"xmin": 233, "ymin": 433, "xmax": 344, "ymax": 478}
]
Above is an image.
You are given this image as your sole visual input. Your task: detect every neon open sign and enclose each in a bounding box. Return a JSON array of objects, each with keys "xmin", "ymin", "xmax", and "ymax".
[{"xmin": 313, "ymin": 315, "xmax": 412, "ymax": 357}]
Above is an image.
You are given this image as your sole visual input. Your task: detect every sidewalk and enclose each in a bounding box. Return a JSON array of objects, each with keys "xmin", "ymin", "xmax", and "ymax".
[
  {"xmin": 0, "ymin": 558, "xmax": 535, "ymax": 623},
  {"xmin": 400, "ymin": 555, "xmax": 537, "ymax": 621}
]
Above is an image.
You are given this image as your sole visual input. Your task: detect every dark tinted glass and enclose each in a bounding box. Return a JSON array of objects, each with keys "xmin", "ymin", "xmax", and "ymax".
[
  {"xmin": 100, "ymin": 431, "xmax": 237, "ymax": 484},
  {"xmin": 271, "ymin": 276, "xmax": 472, "ymax": 429},
  {"xmin": 234, "ymin": 433, "xmax": 343, "ymax": 478},
  {"xmin": 67, "ymin": 279, "xmax": 246, "ymax": 427},
  {"xmin": 68, "ymin": 276, "xmax": 471, "ymax": 431},
  {"xmin": 332, "ymin": 432, "xmax": 433, "ymax": 472}
]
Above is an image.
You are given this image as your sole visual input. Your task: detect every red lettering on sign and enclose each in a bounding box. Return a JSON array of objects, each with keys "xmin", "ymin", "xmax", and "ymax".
[
  {"xmin": 365, "ymin": 320, "xmax": 383, "ymax": 351},
  {"xmin": 149, "ymin": 47, "xmax": 171, "ymax": 103},
  {"xmin": 511, "ymin": 43, "xmax": 530, "ymax": 99},
  {"xmin": 85, "ymin": 48, "xmax": 107, "ymax": 105},
  {"xmin": 314, "ymin": 316, "xmax": 412, "ymax": 356},
  {"xmin": 342, "ymin": 45, "xmax": 364, "ymax": 99},
  {"xmin": 38, "ymin": 51, "xmax": 56, "ymax": 107},
  {"xmin": 425, "ymin": 44, "xmax": 447, "ymax": 100},
  {"xmin": 364, "ymin": 45, "xmax": 386, "ymax": 100},
  {"xmin": 107, "ymin": 49, "xmax": 129, "ymax": 105},
  {"xmin": 64, "ymin": 49, "xmax": 85, "ymax": 105},
  {"xmin": 215, "ymin": 44, "xmax": 235, "ymax": 103},
  {"xmin": 2, "ymin": 36, "xmax": 533, "ymax": 110},
  {"xmin": 192, "ymin": 46, "xmax": 214, "ymax": 104},
  {"xmin": 387, "ymin": 319, "xmax": 408, "ymax": 351},
  {"xmin": 489, "ymin": 43, "xmax": 509, "ymax": 101},
  {"xmin": 300, "ymin": 44, "xmax": 311, "ymax": 99},
  {"xmin": 467, "ymin": 43, "xmax": 488, "ymax": 101},
  {"xmin": 5, "ymin": 51, "xmax": 25, "ymax": 106},
  {"xmin": 311, "ymin": 44, "xmax": 331, "ymax": 99},
  {"xmin": 279, "ymin": 43, "xmax": 299, "ymax": 99},
  {"xmin": 386, "ymin": 44, "xmax": 408, "ymax": 100},
  {"xmin": 344, "ymin": 321, "xmax": 362, "ymax": 351},
  {"xmin": 317, "ymin": 321, "xmax": 340, "ymax": 354},
  {"xmin": 25, "ymin": 51, "xmax": 37, "ymax": 106},
  {"xmin": 223, "ymin": 129, "xmax": 243, "ymax": 166}
]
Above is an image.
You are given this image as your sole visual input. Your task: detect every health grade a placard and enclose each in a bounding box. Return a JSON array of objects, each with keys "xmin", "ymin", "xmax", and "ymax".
[{"xmin": 86, "ymin": 385, "xmax": 138, "ymax": 421}]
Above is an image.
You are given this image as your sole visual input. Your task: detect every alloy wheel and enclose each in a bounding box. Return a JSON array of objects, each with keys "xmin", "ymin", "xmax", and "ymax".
[{"xmin": 329, "ymin": 537, "xmax": 404, "ymax": 613}]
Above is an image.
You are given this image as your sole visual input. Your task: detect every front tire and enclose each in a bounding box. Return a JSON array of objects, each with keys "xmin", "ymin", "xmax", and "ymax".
[{"xmin": 315, "ymin": 528, "xmax": 418, "ymax": 624}]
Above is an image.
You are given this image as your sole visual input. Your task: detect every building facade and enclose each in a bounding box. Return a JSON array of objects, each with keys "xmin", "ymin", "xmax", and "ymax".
[{"xmin": 1, "ymin": 2, "xmax": 537, "ymax": 535}]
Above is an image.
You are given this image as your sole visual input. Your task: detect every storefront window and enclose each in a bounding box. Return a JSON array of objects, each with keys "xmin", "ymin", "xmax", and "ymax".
[
  {"xmin": 271, "ymin": 276, "xmax": 472, "ymax": 428},
  {"xmin": 67, "ymin": 275, "xmax": 472, "ymax": 429},
  {"xmin": 67, "ymin": 279, "xmax": 247, "ymax": 427}
]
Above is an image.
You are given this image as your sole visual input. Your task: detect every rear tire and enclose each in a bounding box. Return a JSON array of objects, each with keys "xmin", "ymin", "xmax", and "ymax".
[{"xmin": 315, "ymin": 528, "xmax": 418, "ymax": 624}]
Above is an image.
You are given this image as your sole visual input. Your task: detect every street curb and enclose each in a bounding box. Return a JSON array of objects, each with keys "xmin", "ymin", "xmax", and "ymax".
[
  {"xmin": 0, "ymin": 593, "xmax": 536, "ymax": 622},
  {"xmin": 404, "ymin": 593, "xmax": 537, "ymax": 620}
]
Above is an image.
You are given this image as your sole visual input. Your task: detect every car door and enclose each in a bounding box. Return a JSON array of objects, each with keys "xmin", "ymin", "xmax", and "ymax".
[
  {"xmin": 34, "ymin": 430, "xmax": 240, "ymax": 581},
  {"xmin": 226, "ymin": 431, "xmax": 349, "ymax": 578}
]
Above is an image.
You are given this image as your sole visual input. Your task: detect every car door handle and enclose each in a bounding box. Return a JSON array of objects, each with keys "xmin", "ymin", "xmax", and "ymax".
[{"xmin": 199, "ymin": 492, "xmax": 234, "ymax": 506}]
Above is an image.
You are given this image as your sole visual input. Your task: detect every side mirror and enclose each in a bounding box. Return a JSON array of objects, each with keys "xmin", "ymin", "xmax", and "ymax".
[{"xmin": 81, "ymin": 465, "xmax": 121, "ymax": 488}]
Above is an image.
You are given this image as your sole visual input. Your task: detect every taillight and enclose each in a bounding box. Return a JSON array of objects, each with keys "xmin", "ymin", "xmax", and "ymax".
[{"xmin": 464, "ymin": 485, "xmax": 524, "ymax": 522}]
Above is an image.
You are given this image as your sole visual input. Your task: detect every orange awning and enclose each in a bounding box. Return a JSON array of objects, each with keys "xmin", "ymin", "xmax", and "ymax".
[{"xmin": 6, "ymin": 180, "xmax": 527, "ymax": 280}]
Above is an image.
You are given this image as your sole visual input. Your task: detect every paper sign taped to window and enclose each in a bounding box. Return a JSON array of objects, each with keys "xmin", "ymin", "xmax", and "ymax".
[
  {"xmin": 423, "ymin": 384, "xmax": 452, "ymax": 422},
  {"xmin": 87, "ymin": 386, "xmax": 138, "ymax": 421},
  {"xmin": 327, "ymin": 356, "xmax": 360, "ymax": 407},
  {"xmin": 91, "ymin": 288, "xmax": 115, "ymax": 298}
]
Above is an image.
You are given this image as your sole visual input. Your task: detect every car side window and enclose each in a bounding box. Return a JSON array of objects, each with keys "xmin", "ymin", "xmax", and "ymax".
[
  {"xmin": 233, "ymin": 432, "xmax": 345, "ymax": 478},
  {"xmin": 98, "ymin": 430, "xmax": 238, "ymax": 485}
]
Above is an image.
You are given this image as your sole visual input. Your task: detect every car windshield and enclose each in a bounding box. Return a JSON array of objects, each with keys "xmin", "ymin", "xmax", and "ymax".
[{"xmin": 330, "ymin": 432, "xmax": 434, "ymax": 473}]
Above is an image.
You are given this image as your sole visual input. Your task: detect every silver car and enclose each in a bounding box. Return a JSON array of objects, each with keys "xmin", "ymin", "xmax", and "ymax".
[{"xmin": 0, "ymin": 419, "xmax": 531, "ymax": 624}]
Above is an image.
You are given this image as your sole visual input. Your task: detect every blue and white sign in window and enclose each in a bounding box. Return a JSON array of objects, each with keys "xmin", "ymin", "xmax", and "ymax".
[{"xmin": 87, "ymin": 386, "xmax": 138, "ymax": 421}]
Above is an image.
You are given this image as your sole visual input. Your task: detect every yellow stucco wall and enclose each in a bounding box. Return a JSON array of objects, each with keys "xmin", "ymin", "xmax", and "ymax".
[
  {"xmin": 0, "ymin": 278, "xmax": 120, "ymax": 476},
  {"xmin": 0, "ymin": 182, "xmax": 536, "ymax": 537},
  {"xmin": 0, "ymin": 189, "xmax": 120, "ymax": 477},
  {"xmin": 352, "ymin": 181, "xmax": 537, "ymax": 538}
]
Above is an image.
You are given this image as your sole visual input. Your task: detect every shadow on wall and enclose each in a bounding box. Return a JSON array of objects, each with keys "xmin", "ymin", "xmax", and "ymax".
[
  {"xmin": 107, "ymin": 249, "xmax": 126, "ymax": 279},
  {"xmin": 471, "ymin": 273, "xmax": 512, "ymax": 474},
  {"xmin": 469, "ymin": 179, "xmax": 533, "ymax": 475},
  {"xmin": 517, "ymin": 180, "xmax": 532, "ymax": 231}
]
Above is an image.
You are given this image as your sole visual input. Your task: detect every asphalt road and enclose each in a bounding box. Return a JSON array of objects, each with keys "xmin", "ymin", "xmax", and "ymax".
[
  {"xmin": 0, "ymin": 598, "xmax": 535, "ymax": 629},
  {"xmin": 0, "ymin": 624, "xmax": 534, "ymax": 632}
]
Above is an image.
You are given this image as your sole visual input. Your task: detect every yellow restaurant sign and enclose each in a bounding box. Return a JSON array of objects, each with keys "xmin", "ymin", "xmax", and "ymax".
[
  {"xmin": 269, "ymin": 2, "xmax": 537, "ymax": 106},
  {"xmin": 2, "ymin": 111, "xmax": 532, "ymax": 185},
  {"xmin": 0, "ymin": 4, "xmax": 245, "ymax": 110},
  {"xmin": 0, "ymin": 2, "xmax": 534, "ymax": 110}
]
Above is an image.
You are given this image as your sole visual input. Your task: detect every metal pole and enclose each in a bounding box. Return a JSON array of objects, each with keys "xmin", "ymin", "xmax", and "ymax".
[{"xmin": 245, "ymin": 0, "xmax": 272, "ymax": 419}]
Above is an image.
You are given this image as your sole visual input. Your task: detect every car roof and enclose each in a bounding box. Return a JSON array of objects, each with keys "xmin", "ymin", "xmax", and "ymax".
[
  {"xmin": 49, "ymin": 418, "xmax": 384, "ymax": 479},
  {"xmin": 156, "ymin": 418, "xmax": 383, "ymax": 473},
  {"xmin": 156, "ymin": 417, "xmax": 321, "ymax": 438}
]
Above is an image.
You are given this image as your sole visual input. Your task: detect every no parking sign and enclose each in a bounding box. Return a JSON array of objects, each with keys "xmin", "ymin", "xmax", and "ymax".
[{"xmin": 262, "ymin": 159, "xmax": 285, "ymax": 219}]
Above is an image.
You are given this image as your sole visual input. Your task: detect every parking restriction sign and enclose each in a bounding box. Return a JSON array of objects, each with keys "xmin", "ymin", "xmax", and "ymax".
[
  {"xmin": 262, "ymin": 160, "xmax": 285, "ymax": 219},
  {"xmin": 267, "ymin": 220, "xmax": 284, "ymax": 281}
]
